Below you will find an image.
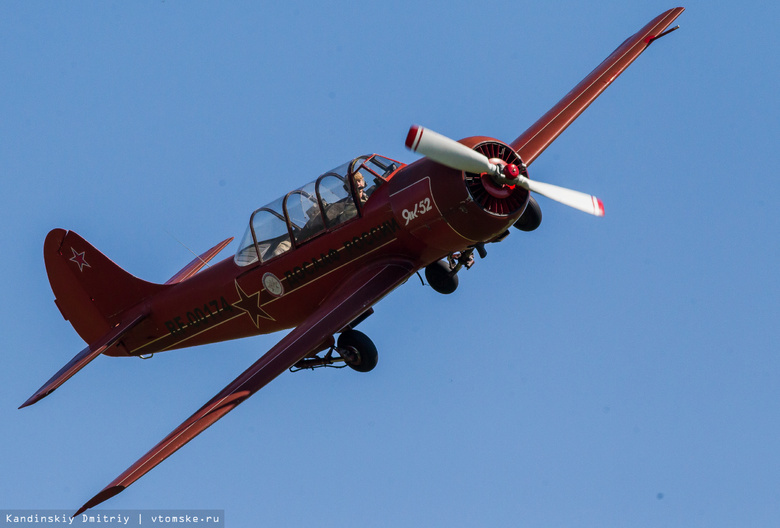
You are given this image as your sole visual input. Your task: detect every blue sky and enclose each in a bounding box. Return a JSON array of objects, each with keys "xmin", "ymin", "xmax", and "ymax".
[{"xmin": 2, "ymin": 1, "xmax": 778, "ymax": 526}]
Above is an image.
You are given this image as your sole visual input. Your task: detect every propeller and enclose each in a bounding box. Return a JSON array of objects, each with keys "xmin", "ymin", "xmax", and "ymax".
[{"xmin": 405, "ymin": 125, "xmax": 604, "ymax": 217}]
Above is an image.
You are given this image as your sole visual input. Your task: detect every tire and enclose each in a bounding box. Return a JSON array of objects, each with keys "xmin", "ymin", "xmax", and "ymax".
[
  {"xmin": 424, "ymin": 260, "xmax": 458, "ymax": 295},
  {"xmin": 337, "ymin": 329, "xmax": 378, "ymax": 373},
  {"xmin": 513, "ymin": 195, "xmax": 542, "ymax": 232}
]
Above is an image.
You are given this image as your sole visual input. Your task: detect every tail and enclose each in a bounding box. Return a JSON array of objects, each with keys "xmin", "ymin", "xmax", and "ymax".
[
  {"xmin": 21, "ymin": 230, "xmax": 233, "ymax": 408},
  {"xmin": 44, "ymin": 229, "xmax": 167, "ymax": 349},
  {"xmin": 18, "ymin": 229, "xmax": 165, "ymax": 408}
]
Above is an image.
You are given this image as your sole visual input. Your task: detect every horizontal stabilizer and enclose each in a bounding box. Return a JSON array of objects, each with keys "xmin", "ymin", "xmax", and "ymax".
[
  {"xmin": 165, "ymin": 237, "xmax": 234, "ymax": 285},
  {"xmin": 19, "ymin": 313, "xmax": 147, "ymax": 409}
]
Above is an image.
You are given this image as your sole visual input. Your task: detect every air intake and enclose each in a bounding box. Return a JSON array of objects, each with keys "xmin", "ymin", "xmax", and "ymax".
[{"xmin": 464, "ymin": 141, "xmax": 529, "ymax": 216}]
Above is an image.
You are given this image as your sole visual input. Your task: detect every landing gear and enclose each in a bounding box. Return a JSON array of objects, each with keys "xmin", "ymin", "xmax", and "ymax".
[
  {"xmin": 338, "ymin": 329, "xmax": 378, "ymax": 372},
  {"xmin": 424, "ymin": 260, "xmax": 459, "ymax": 295},
  {"xmin": 425, "ymin": 243, "xmax": 485, "ymax": 295},
  {"xmin": 290, "ymin": 329, "xmax": 378, "ymax": 373}
]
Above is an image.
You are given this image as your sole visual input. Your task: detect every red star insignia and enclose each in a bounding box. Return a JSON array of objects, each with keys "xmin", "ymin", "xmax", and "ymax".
[
  {"xmin": 232, "ymin": 281, "xmax": 275, "ymax": 328},
  {"xmin": 69, "ymin": 248, "xmax": 91, "ymax": 272}
]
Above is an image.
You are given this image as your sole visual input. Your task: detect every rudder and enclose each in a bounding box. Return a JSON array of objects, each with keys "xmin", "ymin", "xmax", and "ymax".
[{"xmin": 44, "ymin": 229, "xmax": 167, "ymax": 347}]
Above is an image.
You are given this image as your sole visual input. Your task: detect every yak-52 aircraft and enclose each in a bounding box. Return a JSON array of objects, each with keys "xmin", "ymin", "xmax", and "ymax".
[{"xmin": 20, "ymin": 8, "xmax": 684, "ymax": 514}]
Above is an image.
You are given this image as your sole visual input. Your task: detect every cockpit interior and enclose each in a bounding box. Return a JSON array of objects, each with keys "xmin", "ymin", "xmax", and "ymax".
[{"xmin": 235, "ymin": 155, "xmax": 400, "ymax": 266}]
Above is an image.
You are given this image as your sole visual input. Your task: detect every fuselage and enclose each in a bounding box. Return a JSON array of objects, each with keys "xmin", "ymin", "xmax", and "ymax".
[{"xmin": 113, "ymin": 143, "xmax": 528, "ymax": 357}]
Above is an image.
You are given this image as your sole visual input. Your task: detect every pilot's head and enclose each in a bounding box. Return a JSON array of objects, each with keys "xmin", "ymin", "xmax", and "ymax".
[
  {"xmin": 354, "ymin": 172, "xmax": 367, "ymax": 202},
  {"xmin": 354, "ymin": 172, "xmax": 365, "ymax": 190}
]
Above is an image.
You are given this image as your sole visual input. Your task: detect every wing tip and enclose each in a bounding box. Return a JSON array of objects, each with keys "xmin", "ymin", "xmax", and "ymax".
[
  {"xmin": 74, "ymin": 486, "xmax": 126, "ymax": 517},
  {"xmin": 18, "ymin": 399, "xmax": 35, "ymax": 410},
  {"xmin": 19, "ymin": 389, "xmax": 51, "ymax": 409}
]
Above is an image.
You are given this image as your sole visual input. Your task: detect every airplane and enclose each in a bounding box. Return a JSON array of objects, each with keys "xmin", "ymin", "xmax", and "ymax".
[{"xmin": 20, "ymin": 7, "xmax": 685, "ymax": 515}]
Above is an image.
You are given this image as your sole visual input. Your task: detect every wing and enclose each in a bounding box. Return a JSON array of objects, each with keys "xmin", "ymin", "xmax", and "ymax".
[
  {"xmin": 75, "ymin": 257, "xmax": 415, "ymax": 515},
  {"xmin": 19, "ymin": 312, "xmax": 148, "ymax": 409},
  {"xmin": 510, "ymin": 7, "xmax": 685, "ymax": 165}
]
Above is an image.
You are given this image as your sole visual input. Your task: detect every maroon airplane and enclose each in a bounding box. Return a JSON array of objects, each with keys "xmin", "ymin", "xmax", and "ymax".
[{"xmin": 21, "ymin": 8, "xmax": 684, "ymax": 514}]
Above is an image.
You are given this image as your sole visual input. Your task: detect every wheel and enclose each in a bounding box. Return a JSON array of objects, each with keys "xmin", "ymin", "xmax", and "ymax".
[
  {"xmin": 337, "ymin": 329, "xmax": 378, "ymax": 373},
  {"xmin": 513, "ymin": 195, "xmax": 542, "ymax": 232},
  {"xmin": 425, "ymin": 260, "xmax": 458, "ymax": 294}
]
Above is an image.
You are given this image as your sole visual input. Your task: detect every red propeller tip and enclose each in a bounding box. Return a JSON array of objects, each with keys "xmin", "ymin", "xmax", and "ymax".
[
  {"xmin": 594, "ymin": 197, "xmax": 605, "ymax": 217},
  {"xmin": 405, "ymin": 125, "xmax": 423, "ymax": 151}
]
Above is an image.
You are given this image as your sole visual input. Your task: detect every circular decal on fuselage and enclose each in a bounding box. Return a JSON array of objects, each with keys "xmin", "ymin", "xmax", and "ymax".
[{"xmin": 262, "ymin": 272, "xmax": 284, "ymax": 298}]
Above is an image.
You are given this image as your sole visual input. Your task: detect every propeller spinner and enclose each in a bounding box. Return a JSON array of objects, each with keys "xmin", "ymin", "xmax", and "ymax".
[{"xmin": 405, "ymin": 125, "xmax": 604, "ymax": 217}]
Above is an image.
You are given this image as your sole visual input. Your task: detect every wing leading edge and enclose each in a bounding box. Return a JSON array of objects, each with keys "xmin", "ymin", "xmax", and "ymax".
[
  {"xmin": 75, "ymin": 257, "xmax": 415, "ymax": 515},
  {"xmin": 510, "ymin": 7, "xmax": 685, "ymax": 165}
]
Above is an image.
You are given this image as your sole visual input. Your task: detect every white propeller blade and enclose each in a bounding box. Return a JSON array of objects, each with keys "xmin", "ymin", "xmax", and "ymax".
[
  {"xmin": 405, "ymin": 125, "xmax": 605, "ymax": 217},
  {"xmin": 515, "ymin": 175, "xmax": 605, "ymax": 217},
  {"xmin": 405, "ymin": 124, "xmax": 500, "ymax": 177}
]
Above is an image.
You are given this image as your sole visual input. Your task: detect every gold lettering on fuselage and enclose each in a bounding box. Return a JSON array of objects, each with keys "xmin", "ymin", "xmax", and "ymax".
[{"xmin": 164, "ymin": 297, "xmax": 234, "ymax": 335}]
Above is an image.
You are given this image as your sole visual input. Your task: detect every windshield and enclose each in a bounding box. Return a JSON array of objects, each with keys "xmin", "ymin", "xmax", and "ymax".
[{"xmin": 234, "ymin": 155, "xmax": 402, "ymax": 266}]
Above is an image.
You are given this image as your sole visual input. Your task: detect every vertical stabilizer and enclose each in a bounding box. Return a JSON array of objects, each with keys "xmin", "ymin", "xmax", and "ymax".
[{"xmin": 44, "ymin": 229, "xmax": 167, "ymax": 346}]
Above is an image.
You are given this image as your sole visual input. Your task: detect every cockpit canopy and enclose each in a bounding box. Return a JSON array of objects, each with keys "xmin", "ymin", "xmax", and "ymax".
[{"xmin": 235, "ymin": 154, "xmax": 401, "ymax": 266}]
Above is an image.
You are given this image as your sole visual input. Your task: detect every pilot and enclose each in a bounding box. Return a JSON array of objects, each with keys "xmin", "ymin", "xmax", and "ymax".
[{"xmin": 354, "ymin": 172, "xmax": 367, "ymax": 203}]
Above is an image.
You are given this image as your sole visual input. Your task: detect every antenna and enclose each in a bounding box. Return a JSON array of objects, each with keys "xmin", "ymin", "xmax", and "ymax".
[{"xmin": 163, "ymin": 229, "xmax": 211, "ymax": 269}]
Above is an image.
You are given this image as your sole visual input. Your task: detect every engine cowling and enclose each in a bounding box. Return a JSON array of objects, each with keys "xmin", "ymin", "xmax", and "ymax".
[{"xmin": 464, "ymin": 140, "xmax": 530, "ymax": 217}]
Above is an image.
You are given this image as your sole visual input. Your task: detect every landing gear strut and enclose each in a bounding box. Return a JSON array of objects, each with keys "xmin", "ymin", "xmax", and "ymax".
[
  {"xmin": 425, "ymin": 244, "xmax": 484, "ymax": 295},
  {"xmin": 290, "ymin": 329, "xmax": 378, "ymax": 373}
]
